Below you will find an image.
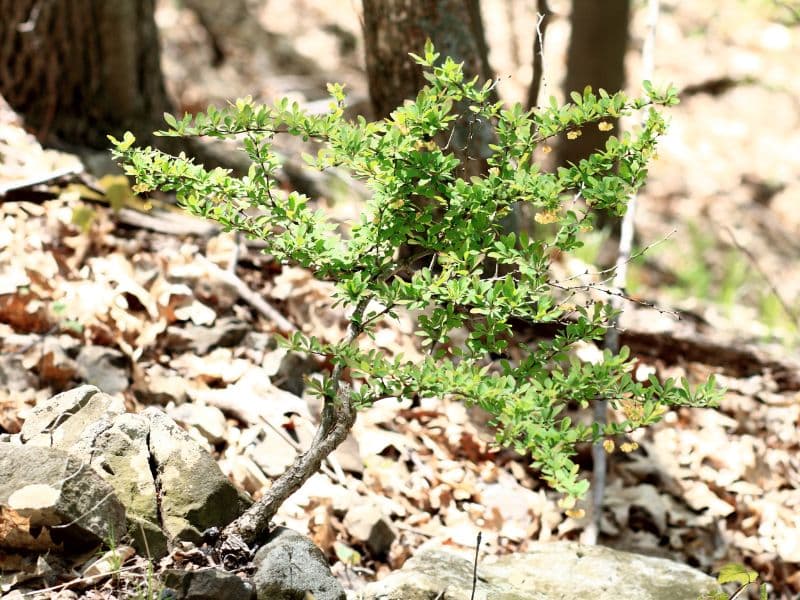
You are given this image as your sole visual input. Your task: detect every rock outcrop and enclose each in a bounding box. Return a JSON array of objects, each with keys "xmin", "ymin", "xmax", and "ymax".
[
  {"xmin": 360, "ymin": 541, "xmax": 718, "ymax": 600},
  {"xmin": 0, "ymin": 444, "xmax": 127, "ymax": 553},
  {"xmin": 8, "ymin": 385, "xmax": 250, "ymax": 558}
]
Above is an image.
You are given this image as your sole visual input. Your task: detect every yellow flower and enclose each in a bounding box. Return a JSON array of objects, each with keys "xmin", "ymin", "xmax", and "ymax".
[
  {"xmin": 566, "ymin": 508, "xmax": 586, "ymax": 519},
  {"xmin": 566, "ymin": 130, "xmax": 581, "ymax": 140},
  {"xmin": 603, "ymin": 439, "xmax": 615, "ymax": 453},
  {"xmin": 557, "ymin": 495, "xmax": 576, "ymax": 510},
  {"xmin": 620, "ymin": 398, "xmax": 644, "ymax": 421},
  {"xmin": 620, "ymin": 441, "xmax": 639, "ymax": 453},
  {"xmin": 541, "ymin": 145, "xmax": 552, "ymax": 154},
  {"xmin": 534, "ymin": 210, "xmax": 559, "ymax": 224},
  {"xmin": 598, "ymin": 121, "xmax": 613, "ymax": 131}
]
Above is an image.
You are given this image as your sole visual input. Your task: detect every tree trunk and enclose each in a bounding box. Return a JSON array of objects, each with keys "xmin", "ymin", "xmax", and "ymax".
[
  {"xmin": 182, "ymin": 0, "xmax": 319, "ymax": 75},
  {"xmin": 527, "ymin": 0, "xmax": 552, "ymax": 109},
  {"xmin": 362, "ymin": 0, "xmax": 495, "ymax": 177},
  {"xmin": 556, "ymin": 0, "xmax": 630, "ymax": 169},
  {"xmin": 0, "ymin": 0, "xmax": 172, "ymax": 150},
  {"xmin": 556, "ymin": 0, "xmax": 630, "ymax": 250}
]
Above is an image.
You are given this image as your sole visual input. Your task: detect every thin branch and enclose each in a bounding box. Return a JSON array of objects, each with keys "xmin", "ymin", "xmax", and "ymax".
[
  {"xmin": 0, "ymin": 165, "xmax": 84, "ymax": 196},
  {"xmin": 470, "ymin": 531, "xmax": 482, "ymax": 600},
  {"xmin": 547, "ymin": 280, "xmax": 680, "ymax": 318},
  {"xmin": 361, "ymin": 303, "xmax": 396, "ymax": 329},
  {"xmin": 584, "ymin": 0, "xmax": 660, "ymax": 547},
  {"xmin": 245, "ymin": 132, "xmax": 278, "ymax": 208},
  {"xmin": 729, "ymin": 582, "xmax": 753, "ymax": 600},
  {"xmin": 552, "ymin": 229, "xmax": 675, "ymax": 284},
  {"xmin": 724, "ymin": 226, "xmax": 798, "ymax": 327},
  {"xmin": 527, "ymin": 0, "xmax": 552, "ymax": 109},
  {"xmin": 20, "ymin": 565, "xmax": 143, "ymax": 597},
  {"xmin": 773, "ymin": 0, "xmax": 800, "ymax": 21}
]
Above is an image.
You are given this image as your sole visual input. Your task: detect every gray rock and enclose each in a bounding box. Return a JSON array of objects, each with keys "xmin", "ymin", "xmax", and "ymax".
[
  {"xmin": 145, "ymin": 408, "xmax": 251, "ymax": 544},
  {"xmin": 0, "ymin": 444, "xmax": 126, "ymax": 552},
  {"xmin": 241, "ymin": 331, "xmax": 275, "ymax": 356},
  {"xmin": 76, "ymin": 346, "xmax": 129, "ymax": 394},
  {"xmin": 167, "ymin": 403, "xmax": 228, "ymax": 444},
  {"xmin": 19, "ymin": 384, "xmax": 98, "ymax": 439},
  {"xmin": 264, "ymin": 348, "xmax": 317, "ymax": 398},
  {"xmin": 133, "ymin": 364, "xmax": 188, "ymax": 405},
  {"xmin": 0, "ymin": 344, "xmax": 38, "ymax": 392},
  {"xmin": 161, "ymin": 568, "xmax": 254, "ymax": 600},
  {"xmin": 360, "ymin": 541, "xmax": 718, "ymax": 600},
  {"xmin": 252, "ymin": 527, "xmax": 345, "ymax": 600},
  {"xmin": 20, "ymin": 385, "xmax": 124, "ymax": 445},
  {"xmin": 17, "ymin": 389, "xmax": 251, "ymax": 558},
  {"xmin": 342, "ymin": 502, "xmax": 395, "ymax": 557},
  {"xmin": 86, "ymin": 413, "xmax": 168, "ymax": 558}
]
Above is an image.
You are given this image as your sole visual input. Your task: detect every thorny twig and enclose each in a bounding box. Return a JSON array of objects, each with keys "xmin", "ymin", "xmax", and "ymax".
[
  {"xmin": 552, "ymin": 229, "xmax": 676, "ymax": 285},
  {"xmin": 584, "ymin": 0, "xmax": 661, "ymax": 546},
  {"xmin": 527, "ymin": 0, "xmax": 552, "ymax": 109},
  {"xmin": 773, "ymin": 0, "xmax": 800, "ymax": 21},
  {"xmin": 547, "ymin": 280, "xmax": 680, "ymax": 318}
]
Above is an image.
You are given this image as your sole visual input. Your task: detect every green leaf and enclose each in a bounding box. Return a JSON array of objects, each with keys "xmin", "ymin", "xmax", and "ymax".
[
  {"xmin": 109, "ymin": 130, "xmax": 136, "ymax": 151},
  {"xmin": 717, "ymin": 563, "xmax": 758, "ymax": 586},
  {"xmin": 70, "ymin": 205, "xmax": 95, "ymax": 233},
  {"xmin": 163, "ymin": 112, "xmax": 178, "ymax": 129},
  {"xmin": 333, "ymin": 541, "xmax": 361, "ymax": 566}
]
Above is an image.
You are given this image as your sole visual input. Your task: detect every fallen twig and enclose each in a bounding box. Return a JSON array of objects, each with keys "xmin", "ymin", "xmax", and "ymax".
[
  {"xmin": 196, "ymin": 254, "xmax": 297, "ymax": 333},
  {"xmin": 0, "ymin": 165, "xmax": 84, "ymax": 196}
]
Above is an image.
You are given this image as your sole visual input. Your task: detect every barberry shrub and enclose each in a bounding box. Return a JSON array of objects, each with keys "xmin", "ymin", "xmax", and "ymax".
[{"xmin": 112, "ymin": 42, "xmax": 719, "ymax": 545}]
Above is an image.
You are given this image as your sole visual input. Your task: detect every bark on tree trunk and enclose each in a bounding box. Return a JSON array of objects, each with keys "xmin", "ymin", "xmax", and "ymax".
[
  {"xmin": 0, "ymin": 0, "xmax": 173, "ymax": 150},
  {"xmin": 527, "ymin": 0, "xmax": 552, "ymax": 109},
  {"xmin": 556, "ymin": 0, "xmax": 630, "ymax": 169},
  {"xmin": 556, "ymin": 0, "xmax": 630, "ymax": 252},
  {"xmin": 362, "ymin": 0, "xmax": 495, "ymax": 178},
  {"xmin": 182, "ymin": 0, "xmax": 319, "ymax": 74}
]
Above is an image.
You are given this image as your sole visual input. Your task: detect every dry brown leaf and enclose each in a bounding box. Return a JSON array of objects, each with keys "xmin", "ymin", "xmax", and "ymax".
[
  {"xmin": 0, "ymin": 507, "xmax": 62, "ymax": 552},
  {"xmin": 683, "ymin": 481, "xmax": 735, "ymax": 517},
  {"xmin": 0, "ymin": 292, "xmax": 52, "ymax": 333},
  {"xmin": 172, "ymin": 349, "xmax": 251, "ymax": 383},
  {"xmin": 308, "ymin": 498, "xmax": 337, "ymax": 554}
]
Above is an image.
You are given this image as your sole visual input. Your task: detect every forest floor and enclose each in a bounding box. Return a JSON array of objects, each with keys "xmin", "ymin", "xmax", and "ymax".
[{"xmin": 1, "ymin": 0, "xmax": 799, "ymax": 598}]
